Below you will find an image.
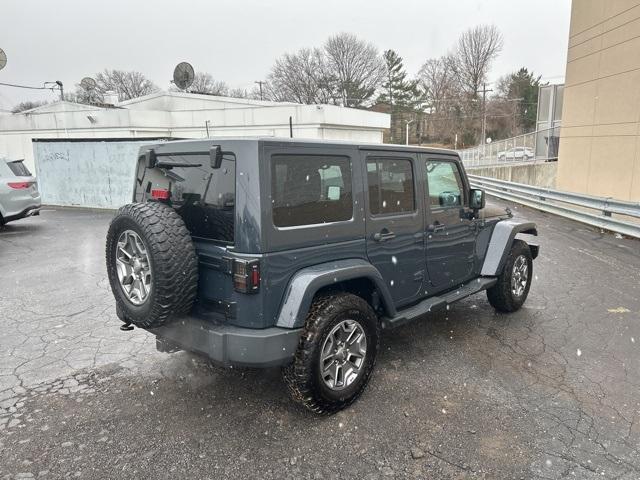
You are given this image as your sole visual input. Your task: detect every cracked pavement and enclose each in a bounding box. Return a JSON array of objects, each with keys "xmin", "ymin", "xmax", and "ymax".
[{"xmin": 1, "ymin": 203, "xmax": 639, "ymax": 479}]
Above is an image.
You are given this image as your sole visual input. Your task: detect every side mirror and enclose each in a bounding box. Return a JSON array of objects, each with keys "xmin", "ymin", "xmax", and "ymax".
[
  {"xmin": 144, "ymin": 149, "xmax": 157, "ymax": 169},
  {"xmin": 470, "ymin": 188, "xmax": 485, "ymax": 210},
  {"xmin": 210, "ymin": 146, "xmax": 223, "ymax": 169}
]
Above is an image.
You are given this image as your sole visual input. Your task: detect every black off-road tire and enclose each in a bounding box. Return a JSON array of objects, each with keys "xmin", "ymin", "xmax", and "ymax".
[
  {"xmin": 487, "ymin": 240, "xmax": 533, "ymax": 313},
  {"xmin": 283, "ymin": 293, "xmax": 380, "ymax": 415},
  {"xmin": 106, "ymin": 202, "xmax": 198, "ymax": 328}
]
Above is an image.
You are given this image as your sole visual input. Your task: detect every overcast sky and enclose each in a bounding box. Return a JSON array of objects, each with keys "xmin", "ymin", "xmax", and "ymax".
[{"xmin": 0, "ymin": 0, "xmax": 571, "ymax": 109}]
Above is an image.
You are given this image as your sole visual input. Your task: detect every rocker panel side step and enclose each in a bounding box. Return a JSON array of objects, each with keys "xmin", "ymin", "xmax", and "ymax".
[{"xmin": 381, "ymin": 277, "xmax": 497, "ymax": 329}]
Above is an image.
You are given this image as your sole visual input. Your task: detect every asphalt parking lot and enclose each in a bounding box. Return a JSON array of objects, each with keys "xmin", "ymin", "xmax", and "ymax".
[{"xmin": 1, "ymin": 202, "xmax": 639, "ymax": 479}]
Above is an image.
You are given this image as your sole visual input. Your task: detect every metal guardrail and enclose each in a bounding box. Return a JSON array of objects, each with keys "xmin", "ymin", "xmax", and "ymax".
[{"xmin": 468, "ymin": 175, "xmax": 640, "ymax": 239}]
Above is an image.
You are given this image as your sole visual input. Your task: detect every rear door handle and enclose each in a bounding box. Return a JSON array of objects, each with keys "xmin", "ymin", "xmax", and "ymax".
[
  {"xmin": 373, "ymin": 229, "xmax": 396, "ymax": 242},
  {"xmin": 428, "ymin": 224, "xmax": 446, "ymax": 233}
]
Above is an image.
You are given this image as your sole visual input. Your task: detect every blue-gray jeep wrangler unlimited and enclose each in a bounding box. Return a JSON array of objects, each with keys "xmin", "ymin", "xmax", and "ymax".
[{"xmin": 106, "ymin": 137, "xmax": 538, "ymax": 414}]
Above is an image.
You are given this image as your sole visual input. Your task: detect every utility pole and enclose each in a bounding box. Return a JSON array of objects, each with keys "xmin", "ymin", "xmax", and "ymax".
[
  {"xmin": 477, "ymin": 83, "xmax": 493, "ymax": 146},
  {"xmin": 254, "ymin": 81, "xmax": 264, "ymax": 101}
]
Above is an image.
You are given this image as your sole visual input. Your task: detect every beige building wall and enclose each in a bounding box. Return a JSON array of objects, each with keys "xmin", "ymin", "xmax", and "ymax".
[{"xmin": 557, "ymin": 0, "xmax": 640, "ymax": 201}]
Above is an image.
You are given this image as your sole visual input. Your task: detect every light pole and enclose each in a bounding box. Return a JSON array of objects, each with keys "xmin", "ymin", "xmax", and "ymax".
[{"xmin": 405, "ymin": 119, "xmax": 415, "ymax": 145}]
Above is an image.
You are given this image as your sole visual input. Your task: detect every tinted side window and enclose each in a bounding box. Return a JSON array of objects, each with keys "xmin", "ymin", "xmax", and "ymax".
[
  {"xmin": 367, "ymin": 158, "xmax": 415, "ymax": 215},
  {"xmin": 166, "ymin": 155, "xmax": 236, "ymax": 243},
  {"xmin": 7, "ymin": 160, "xmax": 31, "ymax": 177},
  {"xmin": 425, "ymin": 160, "xmax": 464, "ymax": 208},
  {"xmin": 271, "ymin": 154, "xmax": 352, "ymax": 228}
]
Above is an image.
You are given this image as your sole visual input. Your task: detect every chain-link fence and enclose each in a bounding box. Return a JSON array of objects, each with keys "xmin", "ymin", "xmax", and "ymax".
[{"xmin": 458, "ymin": 126, "xmax": 560, "ymax": 167}]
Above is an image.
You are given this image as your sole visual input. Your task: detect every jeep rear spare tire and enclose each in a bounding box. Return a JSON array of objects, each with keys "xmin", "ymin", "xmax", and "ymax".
[{"xmin": 106, "ymin": 202, "xmax": 198, "ymax": 328}]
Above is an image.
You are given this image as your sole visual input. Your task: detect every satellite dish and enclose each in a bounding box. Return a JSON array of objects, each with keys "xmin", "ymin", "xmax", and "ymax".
[
  {"xmin": 0, "ymin": 49, "xmax": 7, "ymax": 71},
  {"xmin": 173, "ymin": 62, "xmax": 194, "ymax": 91},
  {"xmin": 80, "ymin": 77, "xmax": 97, "ymax": 90}
]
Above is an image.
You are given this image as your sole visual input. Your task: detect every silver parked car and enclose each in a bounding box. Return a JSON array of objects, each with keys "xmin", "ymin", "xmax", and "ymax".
[
  {"xmin": 497, "ymin": 147, "xmax": 534, "ymax": 161},
  {"xmin": 0, "ymin": 158, "xmax": 41, "ymax": 226}
]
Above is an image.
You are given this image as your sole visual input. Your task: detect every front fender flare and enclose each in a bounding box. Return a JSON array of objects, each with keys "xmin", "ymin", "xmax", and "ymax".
[
  {"xmin": 275, "ymin": 259, "xmax": 394, "ymax": 329},
  {"xmin": 481, "ymin": 219, "xmax": 538, "ymax": 276}
]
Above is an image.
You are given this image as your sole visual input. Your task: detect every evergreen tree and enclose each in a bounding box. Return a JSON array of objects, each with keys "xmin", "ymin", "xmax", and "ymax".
[
  {"xmin": 498, "ymin": 67, "xmax": 543, "ymax": 132},
  {"xmin": 378, "ymin": 50, "xmax": 424, "ymax": 111}
]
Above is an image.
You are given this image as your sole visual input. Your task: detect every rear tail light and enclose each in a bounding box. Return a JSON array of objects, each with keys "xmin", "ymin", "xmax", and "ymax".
[
  {"xmin": 7, "ymin": 181, "xmax": 33, "ymax": 190},
  {"xmin": 232, "ymin": 259, "xmax": 260, "ymax": 293},
  {"xmin": 151, "ymin": 188, "xmax": 171, "ymax": 200}
]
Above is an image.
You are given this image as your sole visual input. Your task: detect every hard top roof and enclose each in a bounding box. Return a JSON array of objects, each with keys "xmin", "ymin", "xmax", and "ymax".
[{"xmin": 154, "ymin": 136, "xmax": 458, "ymax": 156}]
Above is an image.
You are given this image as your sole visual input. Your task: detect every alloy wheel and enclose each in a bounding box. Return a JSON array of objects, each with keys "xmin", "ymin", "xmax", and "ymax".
[
  {"xmin": 320, "ymin": 320, "xmax": 367, "ymax": 391},
  {"xmin": 115, "ymin": 230, "xmax": 152, "ymax": 305},
  {"xmin": 511, "ymin": 254, "xmax": 528, "ymax": 297}
]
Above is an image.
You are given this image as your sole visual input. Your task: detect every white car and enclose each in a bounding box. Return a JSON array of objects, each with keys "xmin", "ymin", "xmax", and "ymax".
[
  {"xmin": 0, "ymin": 159, "xmax": 41, "ymax": 226},
  {"xmin": 498, "ymin": 147, "xmax": 534, "ymax": 161}
]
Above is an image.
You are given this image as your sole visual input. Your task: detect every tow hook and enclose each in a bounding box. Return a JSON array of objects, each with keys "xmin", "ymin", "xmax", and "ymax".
[{"xmin": 120, "ymin": 321, "xmax": 134, "ymax": 331}]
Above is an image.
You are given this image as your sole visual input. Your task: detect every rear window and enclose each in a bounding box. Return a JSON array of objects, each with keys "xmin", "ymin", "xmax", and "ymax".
[
  {"xmin": 7, "ymin": 160, "xmax": 31, "ymax": 177},
  {"xmin": 271, "ymin": 154, "xmax": 353, "ymax": 228},
  {"xmin": 164, "ymin": 154, "xmax": 235, "ymax": 243}
]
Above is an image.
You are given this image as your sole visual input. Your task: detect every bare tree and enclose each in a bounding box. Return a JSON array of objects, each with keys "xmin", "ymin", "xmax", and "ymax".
[
  {"xmin": 95, "ymin": 69, "xmax": 159, "ymax": 101},
  {"xmin": 245, "ymin": 85, "xmax": 266, "ymax": 100},
  {"xmin": 225, "ymin": 86, "xmax": 266, "ymax": 100},
  {"xmin": 11, "ymin": 100, "xmax": 48, "ymax": 113},
  {"xmin": 184, "ymin": 72, "xmax": 228, "ymax": 96},
  {"xmin": 418, "ymin": 56, "xmax": 457, "ymax": 112},
  {"xmin": 263, "ymin": 33, "xmax": 384, "ymax": 107},
  {"xmin": 227, "ymin": 87, "xmax": 248, "ymax": 99},
  {"xmin": 170, "ymin": 73, "xmax": 253, "ymax": 99},
  {"xmin": 417, "ymin": 56, "xmax": 463, "ymax": 144},
  {"xmin": 266, "ymin": 48, "xmax": 336, "ymax": 104},
  {"xmin": 450, "ymin": 25, "xmax": 503, "ymax": 96},
  {"xmin": 324, "ymin": 33, "xmax": 384, "ymax": 107}
]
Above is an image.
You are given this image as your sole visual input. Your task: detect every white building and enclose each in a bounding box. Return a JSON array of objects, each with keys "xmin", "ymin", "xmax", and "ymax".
[{"xmin": 0, "ymin": 91, "xmax": 390, "ymax": 172}]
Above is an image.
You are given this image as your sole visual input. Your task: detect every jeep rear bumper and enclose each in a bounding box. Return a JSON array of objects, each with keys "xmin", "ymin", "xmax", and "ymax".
[{"xmin": 148, "ymin": 318, "xmax": 302, "ymax": 367}]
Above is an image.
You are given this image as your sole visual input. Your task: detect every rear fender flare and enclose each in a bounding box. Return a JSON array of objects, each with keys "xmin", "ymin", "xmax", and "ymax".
[
  {"xmin": 275, "ymin": 259, "xmax": 395, "ymax": 329},
  {"xmin": 481, "ymin": 219, "xmax": 538, "ymax": 276}
]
